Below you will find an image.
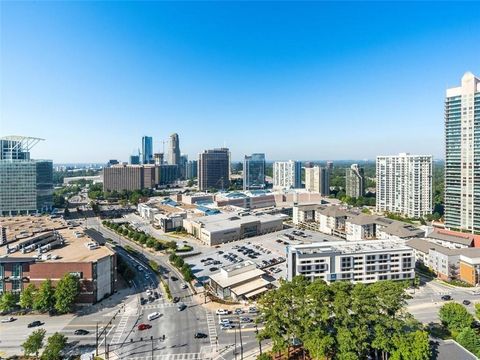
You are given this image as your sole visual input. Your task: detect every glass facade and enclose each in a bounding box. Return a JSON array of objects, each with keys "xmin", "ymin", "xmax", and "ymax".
[
  {"xmin": 142, "ymin": 136, "xmax": 153, "ymax": 164},
  {"xmin": 243, "ymin": 153, "xmax": 266, "ymax": 190}
]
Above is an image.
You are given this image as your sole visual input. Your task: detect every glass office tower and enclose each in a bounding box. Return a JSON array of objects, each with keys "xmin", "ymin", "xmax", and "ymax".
[
  {"xmin": 243, "ymin": 153, "xmax": 266, "ymax": 190},
  {"xmin": 142, "ymin": 136, "xmax": 153, "ymax": 164}
]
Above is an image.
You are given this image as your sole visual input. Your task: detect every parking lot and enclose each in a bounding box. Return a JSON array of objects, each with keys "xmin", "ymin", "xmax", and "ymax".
[{"xmin": 186, "ymin": 227, "xmax": 340, "ymax": 284}]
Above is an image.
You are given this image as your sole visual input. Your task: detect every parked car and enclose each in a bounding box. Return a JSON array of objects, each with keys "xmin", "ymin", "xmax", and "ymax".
[
  {"xmin": 1, "ymin": 317, "xmax": 15, "ymax": 323},
  {"xmin": 234, "ymin": 308, "xmax": 243, "ymax": 315},
  {"xmin": 74, "ymin": 329, "xmax": 89, "ymax": 335},
  {"xmin": 209, "ymin": 267, "xmax": 219, "ymax": 272},
  {"xmin": 140, "ymin": 297, "xmax": 147, "ymax": 305},
  {"xmin": 181, "ymin": 283, "xmax": 188, "ymax": 289},
  {"xmin": 194, "ymin": 332, "xmax": 208, "ymax": 339},
  {"xmin": 173, "ymin": 297, "xmax": 180, "ymax": 303},
  {"xmin": 177, "ymin": 303, "xmax": 187, "ymax": 311},
  {"xmin": 28, "ymin": 321, "xmax": 42, "ymax": 328},
  {"xmin": 240, "ymin": 317, "xmax": 252, "ymax": 323},
  {"xmin": 138, "ymin": 323, "xmax": 152, "ymax": 331},
  {"xmin": 219, "ymin": 319, "xmax": 231, "ymax": 325},
  {"xmin": 147, "ymin": 312, "xmax": 161, "ymax": 321},
  {"xmin": 154, "ymin": 292, "xmax": 159, "ymax": 299},
  {"xmin": 463, "ymin": 299, "xmax": 471, "ymax": 305},
  {"xmin": 216, "ymin": 309, "xmax": 229, "ymax": 315},
  {"xmin": 248, "ymin": 307, "xmax": 258, "ymax": 313},
  {"xmin": 221, "ymin": 324, "xmax": 234, "ymax": 330}
]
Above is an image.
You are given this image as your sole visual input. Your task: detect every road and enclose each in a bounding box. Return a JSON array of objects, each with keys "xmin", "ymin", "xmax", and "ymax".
[{"xmin": 84, "ymin": 216, "xmax": 265, "ymax": 359}]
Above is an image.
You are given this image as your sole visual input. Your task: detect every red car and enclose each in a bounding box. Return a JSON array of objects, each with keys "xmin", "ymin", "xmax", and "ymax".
[{"xmin": 138, "ymin": 323, "xmax": 152, "ymax": 331}]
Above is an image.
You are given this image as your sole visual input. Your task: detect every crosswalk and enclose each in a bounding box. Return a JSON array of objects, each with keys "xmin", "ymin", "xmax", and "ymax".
[
  {"xmin": 111, "ymin": 313, "xmax": 131, "ymax": 345},
  {"xmin": 205, "ymin": 310, "xmax": 218, "ymax": 349},
  {"xmin": 128, "ymin": 353, "xmax": 203, "ymax": 360},
  {"xmin": 142, "ymin": 301, "xmax": 193, "ymax": 310}
]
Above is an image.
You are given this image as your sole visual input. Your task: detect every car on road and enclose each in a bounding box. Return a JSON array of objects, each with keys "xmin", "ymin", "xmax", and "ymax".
[
  {"xmin": 473, "ymin": 290, "xmax": 480, "ymax": 295},
  {"xmin": 74, "ymin": 329, "xmax": 89, "ymax": 335},
  {"xmin": 463, "ymin": 300, "xmax": 471, "ymax": 305},
  {"xmin": 209, "ymin": 267, "xmax": 219, "ymax": 272},
  {"xmin": 216, "ymin": 309, "xmax": 229, "ymax": 315},
  {"xmin": 138, "ymin": 323, "xmax": 152, "ymax": 331},
  {"xmin": 441, "ymin": 295, "xmax": 452, "ymax": 301},
  {"xmin": 181, "ymin": 283, "xmax": 188, "ymax": 289},
  {"xmin": 171, "ymin": 276, "xmax": 178, "ymax": 281},
  {"xmin": 28, "ymin": 320, "xmax": 42, "ymax": 328},
  {"xmin": 194, "ymin": 332, "xmax": 208, "ymax": 339},
  {"xmin": 1, "ymin": 317, "xmax": 15, "ymax": 323},
  {"xmin": 177, "ymin": 303, "xmax": 187, "ymax": 311},
  {"xmin": 147, "ymin": 312, "xmax": 161, "ymax": 321},
  {"xmin": 173, "ymin": 297, "xmax": 180, "ymax": 303}
]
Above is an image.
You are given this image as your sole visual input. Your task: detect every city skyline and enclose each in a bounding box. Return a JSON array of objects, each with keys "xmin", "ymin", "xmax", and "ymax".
[{"xmin": 1, "ymin": 2, "xmax": 480, "ymax": 163}]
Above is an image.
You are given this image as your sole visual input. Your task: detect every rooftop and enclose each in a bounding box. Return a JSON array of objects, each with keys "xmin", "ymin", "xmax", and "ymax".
[
  {"xmin": 193, "ymin": 212, "xmax": 283, "ymax": 232},
  {"xmin": 291, "ymin": 239, "xmax": 410, "ymax": 256},
  {"xmin": 427, "ymin": 228, "xmax": 479, "ymax": 246},
  {"xmin": 0, "ymin": 216, "xmax": 114, "ymax": 263}
]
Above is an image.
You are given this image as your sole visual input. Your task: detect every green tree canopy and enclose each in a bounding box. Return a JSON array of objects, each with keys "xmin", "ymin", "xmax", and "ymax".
[
  {"xmin": 0, "ymin": 291, "xmax": 18, "ymax": 312},
  {"xmin": 54, "ymin": 274, "xmax": 80, "ymax": 314},
  {"xmin": 438, "ymin": 302, "xmax": 474, "ymax": 333},
  {"xmin": 456, "ymin": 327, "xmax": 480, "ymax": 357},
  {"xmin": 41, "ymin": 332, "xmax": 68, "ymax": 360},
  {"xmin": 20, "ymin": 283, "xmax": 37, "ymax": 309},
  {"xmin": 22, "ymin": 329, "xmax": 46, "ymax": 359},
  {"xmin": 34, "ymin": 279, "xmax": 55, "ymax": 313}
]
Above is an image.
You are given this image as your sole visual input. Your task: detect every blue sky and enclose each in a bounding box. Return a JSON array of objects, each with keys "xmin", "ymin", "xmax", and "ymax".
[{"xmin": 1, "ymin": 2, "xmax": 479, "ymax": 163}]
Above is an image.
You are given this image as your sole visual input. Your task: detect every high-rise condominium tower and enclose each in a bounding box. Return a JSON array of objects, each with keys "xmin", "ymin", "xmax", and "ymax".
[
  {"xmin": 243, "ymin": 153, "xmax": 266, "ymax": 190},
  {"xmin": 198, "ymin": 148, "xmax": 230, "ymax": 191},
  {"xmin": 445, "ymin": 72, "xmax": 480, "ymax": 232},
  {"xmin": 376, "ymin": 153, "xmax": 432, "ymax": 218},
  {"xmin": 169, "ymin": 133, "xmax": 181, "ymax": 166},
  {"xmin": 273, "ymin": 161, "xmax": 302, "ymax": 189},
  {"xmin": 346, "ymin": 164, "xmax": 365, "ymax": 198},
  {"xmin": 142, "ymin": 136, "xmax": 153, "ymax": 164},
  {"xmin": 305, "ymin": 166, "xmax": 330, "ymax": 195}
]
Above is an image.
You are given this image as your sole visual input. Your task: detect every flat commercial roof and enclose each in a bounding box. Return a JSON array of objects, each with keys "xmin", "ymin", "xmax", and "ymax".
[
  {"xmin": 0, "ymin": 216, "xmax": 114, "ymax": 263},
  {"xmin": 230, "ymin": 277, "xmax": 270, "ymax": 296},
  {"xmin": 195, "ymin": 212, "xmax": 283, "ymax": 232},
  {"xmin": 210, "ymin": 268, "xmax": 266, "ymax": 289},
  {"xmin": 292, "ymin": 239, "xmax": 411, "ymax": 256}
]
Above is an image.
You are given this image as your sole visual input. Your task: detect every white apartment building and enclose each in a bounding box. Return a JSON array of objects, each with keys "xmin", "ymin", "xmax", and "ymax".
[
  {"xmin": 445, "ymin": 72, "xmax": 480, "ymax": 233},
  {"xmin": 305, "ymin": 166, "xmax": 330, "ymax": 195},
  {"xmin": 376, "ymin": 153, "xmax": 432, "ymax": 218},
  {"xmin": 287, "ymin": 240, "xmax": 415, "ymax": 283},
  {"xmin": 273, "ymin": 160, "xmax": 302, "ymax": 189}
]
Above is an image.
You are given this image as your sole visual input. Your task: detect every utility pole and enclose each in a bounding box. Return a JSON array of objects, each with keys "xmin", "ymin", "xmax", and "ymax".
[
  {"xmin": 234, "ymin": 325, "xmax": 237, "ymax": 360},
  {"xmin": 151, "ymin": 335, "xmax": 154, "ymax": 359},
  {"xmin": 255, "ymin": 324, "xmax": 262, "ymax": 354},
  {"xmin": 95, "ymin": 322, "xmax": 99, "ymax": 356},
  {"xmin": 238, "ymin": 316, "xmax": 244, "ymax": 360}
]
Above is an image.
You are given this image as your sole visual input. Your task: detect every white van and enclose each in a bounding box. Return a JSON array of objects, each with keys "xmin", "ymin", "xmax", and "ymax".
[{"xmin": 147, "ymin": 312, "xmax": 160, "ymax": 321}]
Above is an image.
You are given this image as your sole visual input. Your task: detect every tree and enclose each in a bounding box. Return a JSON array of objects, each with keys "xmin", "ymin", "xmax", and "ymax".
[
  {"xmin": 0, "ymin": 291, "xmax": 18, "ymax": 312},
  {"xmin": 20, "ymin": 283, "xmax": 37, "ymax": 309},
  {"xmin": 475, "ymin": 303, "xmax": 480, "ymax": 320},
  {"xmin": 34, "ymin": 279, "xmax": 55, "ymax": 312},
  {"xmin": 391, "ymin": 330, "xmax": 430, "ymax": 360},
  {"xmin": 256, "ymin": 354, "xmax": 273, "ymax": 360},
  {"xmin": 439, "ymin": 302, "xmax": 474, "ymax": 333},
  {"xmin": 54, "ymin": 274, "xmax": 80, "ymax": 314},
  {"xmin": 41, "ymin": 332, "xmax": 68, "ymax": 360},
  {"xmin": 22, "ymin": 329, "xmax": 46, "ymax": 359},
  {"xmin": 456, "ymin": 327, "xmax": 480, "ymax": 356}
]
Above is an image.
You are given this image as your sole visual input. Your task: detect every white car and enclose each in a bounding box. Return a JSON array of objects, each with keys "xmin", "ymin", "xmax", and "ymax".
[
  {"xmin": 219, "ymin": 319, "xmax": 231, "ymax": 325},
  {"xmin": 220, "ymin": 324, "xmax": 234, "ymax": 330},
  {"xmin": 146, "ymin": 289, "xmax": 152, "ymax": 296},
  {"xmin": 147, "ymin": 312, "xmax": 160, "ymax": 321},
  {"xmin": 216, "ymin": 309, "xmax": 229, "ymax": 315},
  {"xmin": 1, "ymin": 317, "xmax": 15, "ymax": 323},
  {"xmin": 181, "ymin": 283, "xmax": 188, "ymax": 289}
]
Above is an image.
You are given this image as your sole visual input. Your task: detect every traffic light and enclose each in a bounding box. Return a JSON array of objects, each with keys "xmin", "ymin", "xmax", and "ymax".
[{"xmin": 162, "ymin": 334, "xmax": 165, "ymax": 340}]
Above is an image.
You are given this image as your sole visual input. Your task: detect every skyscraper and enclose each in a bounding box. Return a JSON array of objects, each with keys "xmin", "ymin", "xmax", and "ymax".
[
  {"xmin": 169, "ymin": 133, "xmax": 181, "ymax": 166},
  {"xmin": 198, "ymin": 148, "xmax": 230, "ymax": 191},
  {"xmin": 376, "ymin": 153, "xmax": 432, "ymax": 218},
  {"xmin": 129, "ymin": 155, "xmax": 140, "ymax": 165},
  {"xmin": 142, "ymin": 136, "xmax": 153, "ymax": 164},
  {"xmin": 0, "ymin": 136, "xmax": 53, "ymax": 215},
  {"xmin": 243, "ymin": 153, "xmax": 266, "ymax": 190},
  {"xmin": 186, "ymin": 160, "xmax": 198, "ymax": 180},
  {"xmin": 305, "ymin": 166, "xmax": 330, "ymax": 195},
  {"xmin": 154, "ymin": 153, "xmax": 164, "ymax": 166},
  {"xmin": 445, "ymin": 72, "xmax": 480, "ymax": 233},
  {"xmin": 273, "ymin": 161, "xmax": 302, "ymax": 189},
  {"xmin": 345, "ymin": 164, "xmax": 365, "ymax": 198}
]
